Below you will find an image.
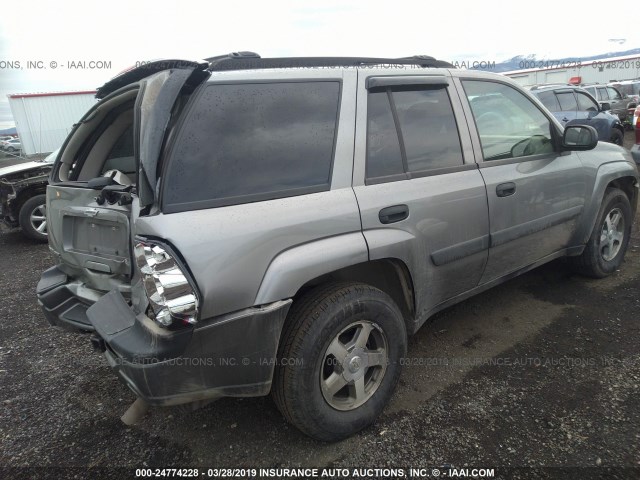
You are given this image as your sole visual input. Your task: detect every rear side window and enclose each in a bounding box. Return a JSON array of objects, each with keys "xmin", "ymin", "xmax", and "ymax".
[
  {"xmin": 536, "ymin": 91, "xmax": 560, "ymax": 111},
  {"xmin": 597, "ymin": 87, "xmax": 609, "ymax": 101},
  {"xmin": 366, "ymin": 85, "xmax": 463, "ymax": 182},
  {"xmin": 556, "ymin": 92, "xmax": 578, "ymax": 112},
  {"xmin": 101, "ymin": 125, "xmax": 135, "ymax": 174},
  {"xmin": 164, "ymin": 81, "xmax": 340, "ymax": 211}
]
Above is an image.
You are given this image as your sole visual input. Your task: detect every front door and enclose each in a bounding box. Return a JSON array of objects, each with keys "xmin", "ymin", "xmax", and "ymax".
[{"xmin": 457, "ymin": 77, "xmax": 588, "ymax": 284}]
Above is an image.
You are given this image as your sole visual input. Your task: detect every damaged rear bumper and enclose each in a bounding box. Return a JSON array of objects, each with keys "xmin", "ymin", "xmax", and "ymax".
[
  {"xmin": 86, "ymin": 290, "xmax": 292, "ymax": 406},
  {"xmin": 36, "ymin": 265, "xmax": 98, "ymax": 331}
]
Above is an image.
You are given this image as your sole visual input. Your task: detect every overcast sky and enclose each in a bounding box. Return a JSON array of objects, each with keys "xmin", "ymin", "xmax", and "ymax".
[{"xmin": 1, "ymin": 0, "xmax": 638, "ymax": 129}]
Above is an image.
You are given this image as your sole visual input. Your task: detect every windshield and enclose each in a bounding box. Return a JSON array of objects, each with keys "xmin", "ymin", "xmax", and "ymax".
[{"xmin": 39, "ymin": 147, "xmax": 60, "ymax": 164}]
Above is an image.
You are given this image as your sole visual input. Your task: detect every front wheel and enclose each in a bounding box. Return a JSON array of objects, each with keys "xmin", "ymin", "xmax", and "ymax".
[
  {"xmin": 19, "ymin": 194, "xmax": 48, "ymax": 242},
  {"xmin": 609, "ymin": 129, "xmax": 624, "ymax": 146},
  {"xmin": 272, "ymin": 283, "xmax": 407, "ymax": 441},
  {"xmin": 570, "ymin": 188, "xmax": 632, "ymax": 278}
]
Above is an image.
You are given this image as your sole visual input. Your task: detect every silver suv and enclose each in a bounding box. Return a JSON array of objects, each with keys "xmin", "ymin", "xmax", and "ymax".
[{"xmin": 37, "ymin": 53, "xmax": 639, "ymax": 441}]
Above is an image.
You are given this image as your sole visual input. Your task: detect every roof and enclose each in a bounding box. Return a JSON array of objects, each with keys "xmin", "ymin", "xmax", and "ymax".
[{"xmin": 7, "ymin": 91, "xmax": 97, "ymax": 99}]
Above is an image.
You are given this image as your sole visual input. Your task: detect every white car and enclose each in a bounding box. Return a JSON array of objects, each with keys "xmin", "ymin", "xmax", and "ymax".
[{"xmin": 1, "ymin": 138, "xmax": 21, "ymax": 152}]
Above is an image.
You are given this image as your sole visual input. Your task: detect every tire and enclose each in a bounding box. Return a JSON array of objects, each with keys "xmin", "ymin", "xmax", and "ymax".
[
  {"xmin": 6, "ymin": 146, "xmax": 15, "ymax": 152},
  {"xmin": 18, "ymin": 194, "xmax": 48, "ymax": 242},
  {"xmin": 272, "ymin": 282, "xmax": 407, "ymax": 441},
  {"xmin": 570, "ymin": 188, "xmax": 632, "ymax": 278},
  {"xmin": 609, "ymin": 129, "xmax": 624, "ymax": 146}
]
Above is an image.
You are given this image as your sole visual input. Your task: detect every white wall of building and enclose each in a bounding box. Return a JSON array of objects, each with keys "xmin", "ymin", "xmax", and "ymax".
[
  {"xmin": 504, "ymin": 54, "xmax": 640, "ymax": 87},
  {"xmin": 8, "ymin": 92, "xmax": 97, "ymax": 155}
]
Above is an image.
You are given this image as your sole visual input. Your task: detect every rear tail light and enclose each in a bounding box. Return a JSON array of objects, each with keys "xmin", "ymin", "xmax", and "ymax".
[{"xmin": 134, "ymin": 240, "xmax": 198, "ymax": 328}]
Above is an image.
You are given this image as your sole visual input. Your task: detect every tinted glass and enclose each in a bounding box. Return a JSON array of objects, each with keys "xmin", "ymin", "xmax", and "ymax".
[
  {"xmin": 366, "ymin": 90, "xmax": 404, "ymax": 178},
  {"xmin": 536, "ymin": 90, "xmax": 560, "ymax": 111},
  {"xmin": 597, "ymin": 87, "xmax": 609, "ymax": 100},
  {"xmin": 556, "ymin": 92, "xmax": 578, "ymax": 112},
  {"xmin": 102, "ymin": 125, "xmax": 135, "ymax": 174},
  {"xmin": 393, "ymin": 88, "xmax": 463, "ymax": 172},
  {"xmin": 165, "ymin": 82, "xmax": 340, "ymax": 208},
  {"xmin": 463, "ymin": 80, "xmax": 554, "ymax": 161},
  {"xmin": 576, "ymin": 92, "xmax": 599, "ymax": 112},
  {"xmin": 607, "ymin": 87, "xmax": 622, "ymax": 101}
]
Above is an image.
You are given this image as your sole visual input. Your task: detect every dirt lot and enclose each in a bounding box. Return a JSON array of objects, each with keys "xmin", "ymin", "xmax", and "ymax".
[{"xmin": 1, "ymin": 134, "xmax": 639, "ymax": 479}]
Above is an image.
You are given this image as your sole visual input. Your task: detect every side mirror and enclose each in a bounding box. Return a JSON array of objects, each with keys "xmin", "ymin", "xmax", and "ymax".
[
  {"xmin": 562, "ymin": 125, "xmax": 598, "ymax": 151},
  {"xmin": 600, "ymin": 102, "xmax": 611, "ymax": 112}
]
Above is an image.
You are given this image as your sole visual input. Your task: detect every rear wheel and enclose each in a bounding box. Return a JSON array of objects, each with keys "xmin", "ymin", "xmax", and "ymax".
[
  {"xmin": 609, "ymin": 129, "xmax": 624, "ymax": 146},
  {"xmin": 570, "ymin": 188, "xmax": 631, "ymax": 278},
  {"xmin": 19, "ymin": 194, "xmax": 48, "ymax": 242},
  {"xmin": 272, "ymin": 282, "xmax": 406, "ymax": 441}
]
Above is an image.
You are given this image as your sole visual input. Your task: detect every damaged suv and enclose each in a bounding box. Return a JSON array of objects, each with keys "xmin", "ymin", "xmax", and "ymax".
[{"xmin": 37, "ymin": 53, "xmax": 639, "ymax": 441}]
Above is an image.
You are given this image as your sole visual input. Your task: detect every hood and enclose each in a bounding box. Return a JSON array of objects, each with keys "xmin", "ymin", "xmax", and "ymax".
[{"xmin": 0, "ymin": 161, "xmax": 45, "ymax": 178}]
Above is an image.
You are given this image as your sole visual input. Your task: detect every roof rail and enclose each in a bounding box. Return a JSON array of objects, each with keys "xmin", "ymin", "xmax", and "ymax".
[{"xmin": 205, "ymin": 53, "xmax": 454, "ymax": 71}]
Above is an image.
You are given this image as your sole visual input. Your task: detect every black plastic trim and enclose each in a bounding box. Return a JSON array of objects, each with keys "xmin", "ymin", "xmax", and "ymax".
[
  {"xmin": 431, "ymin": 235, "xmax": 490, "ymax": 266},
  {"xmin": 490, "ymin": 205, "xmax": 584, "ymax": 247},
  {"xmin": 366, "ymin": 75, "xmax": 449, "ymax": 89}
]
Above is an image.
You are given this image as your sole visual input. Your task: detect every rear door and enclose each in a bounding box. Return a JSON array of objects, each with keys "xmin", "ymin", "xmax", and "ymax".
[
  {"xmin": 555, "ymin": 89, "xmax": 578, "ymax": 126},
  {"xmin": 47, "ymin": 63, "xmax": 208, "ymax": 293},
  {"xmin": 352, "ymin": 72, "xmax": 490, "ymax": 321}
]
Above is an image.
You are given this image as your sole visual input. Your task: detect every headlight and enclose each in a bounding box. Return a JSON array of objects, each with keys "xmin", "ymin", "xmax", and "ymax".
[{"xmin": 134, "ymin": 240, "xmax": 198, "ymax": 327}]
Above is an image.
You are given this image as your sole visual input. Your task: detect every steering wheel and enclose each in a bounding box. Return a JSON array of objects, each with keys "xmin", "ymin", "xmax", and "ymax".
[{"xmin": 476, "ymin": 111, "xmax": 507, "ymax": 133}]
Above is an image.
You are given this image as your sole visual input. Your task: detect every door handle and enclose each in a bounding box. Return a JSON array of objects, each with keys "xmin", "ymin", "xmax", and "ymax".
[
  {"xmin": 562, "ymin": 117, "xmax": 569, "ymax": 122},
  {"xmin": 379, "ymin": 204, "xmax": 409, "ymax": 224},
  {"xmin": 496, "ymin": 182, "xmax": 516, "ymax": 197}
]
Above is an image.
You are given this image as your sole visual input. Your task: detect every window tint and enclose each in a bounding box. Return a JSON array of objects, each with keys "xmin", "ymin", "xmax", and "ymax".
[
  {"xmin": 366, "ymin": 90, "xmax": 404, "ymax": 178},
  {"xmin": 607, "ymin": 87, "xmax": 622, "ymax": 101},
  {"xmin": 463, "ymin": 80, "xmax": 554, "ymax": 161},
  {"xmin": 576, "ymin": 92, "xmax": 599, "ymax": 112},
  {"xmin": 597, "ymin": 87, "xmax": 609, "ymax": 100},
  {"xmin": 165, "ymin": 81, "xmax": 340, "ymax": 209},
  {"xmin": 393, "ymin": 88, "xmax": 464, "ymax": 172},
  {"xmin": 536, "ymin": 91, "xmax": 560, "ymax": 111},
  {"xmin": 102, "ymin": 124, "xmax": 135, "ymax": 174},
  {"xmin": 556, "ymin": 92, "xmax": 578, "ymax": 112}
]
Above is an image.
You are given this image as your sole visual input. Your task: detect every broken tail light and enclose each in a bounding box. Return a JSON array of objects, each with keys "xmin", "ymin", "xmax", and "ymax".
[{"xmin": 134, "ymin": 240, "xmax": 199, "ymax": 328}]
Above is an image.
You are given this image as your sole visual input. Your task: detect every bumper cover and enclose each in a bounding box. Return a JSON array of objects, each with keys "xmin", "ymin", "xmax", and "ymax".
[
  {"xmin": 36, "ymin": 265, "xmax": 94, "ymax": 330},
  {"xmin": 86, "ymin": 290, "xmax": 292, "ymax": 405}
]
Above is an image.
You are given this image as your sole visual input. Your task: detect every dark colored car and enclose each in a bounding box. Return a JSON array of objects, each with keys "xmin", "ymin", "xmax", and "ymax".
[
  {"xmin": 530, "ymin": 85, "xmax": 625, "ymax": 145},
  {"xmin": 0, "ymin": 148, "xmax": 58, "ymax": 241}
]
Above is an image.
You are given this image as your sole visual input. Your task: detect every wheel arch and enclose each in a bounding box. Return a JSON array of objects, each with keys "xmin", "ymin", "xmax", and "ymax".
[{"xmin": 289, "ymin": 258, "xmax": 416, "ymax": 334}]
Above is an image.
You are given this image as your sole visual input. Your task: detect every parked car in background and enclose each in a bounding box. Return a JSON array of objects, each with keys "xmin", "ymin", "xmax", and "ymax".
[
  {"xmin": 1, "ymin": 138, "xmax": 22, "ymax": 153},
  {"xmin": 611, "ymin": 79, "xmax": 640, "ymax": 103},
  {"xmin": 0, "ymin": 135, "xmax": 15, "ymax": 143},
  {"xmin": 36, "ymin": 54, "xmax": 638, "ymax": 442},
  {"xmin": 632, "ymin": 106, "xmax": 640, "ymax": 165},
  {"xmin": 529, "ymin": 85, "xmax": 625, "ymax": 145},
  {"xmin": 0, "ymin": 148, "xmax": 58, "ymax": 241},
  {"xmin": 582, "ymin": 84, "xmax": 631, "ymax": 123}
]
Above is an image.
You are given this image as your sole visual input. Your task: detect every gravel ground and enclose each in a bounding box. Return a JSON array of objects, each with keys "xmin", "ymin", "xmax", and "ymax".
[{"xmin": 1, "ymin": 133, "xmax": 639, "ymax": 480}]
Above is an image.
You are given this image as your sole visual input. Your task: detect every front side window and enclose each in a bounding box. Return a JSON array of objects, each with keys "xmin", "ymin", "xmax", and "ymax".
[
  {"xmin": 576, "ymin": 92, "xmax": 599, "ymax": 112},
  {"xmin": 164, "ymin": 81, "xmax": 340, "ymax": 211},
  {"xmin": 607, "ymin": 87, "xmax": 622, "ymax": 101},
  {"xmin": 463, "ymin": 80, "xmax": 554, "ymax": 161},
  {"xmin": 366, "ymin": 84, "xmax": 463, "ymax": 181}
]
